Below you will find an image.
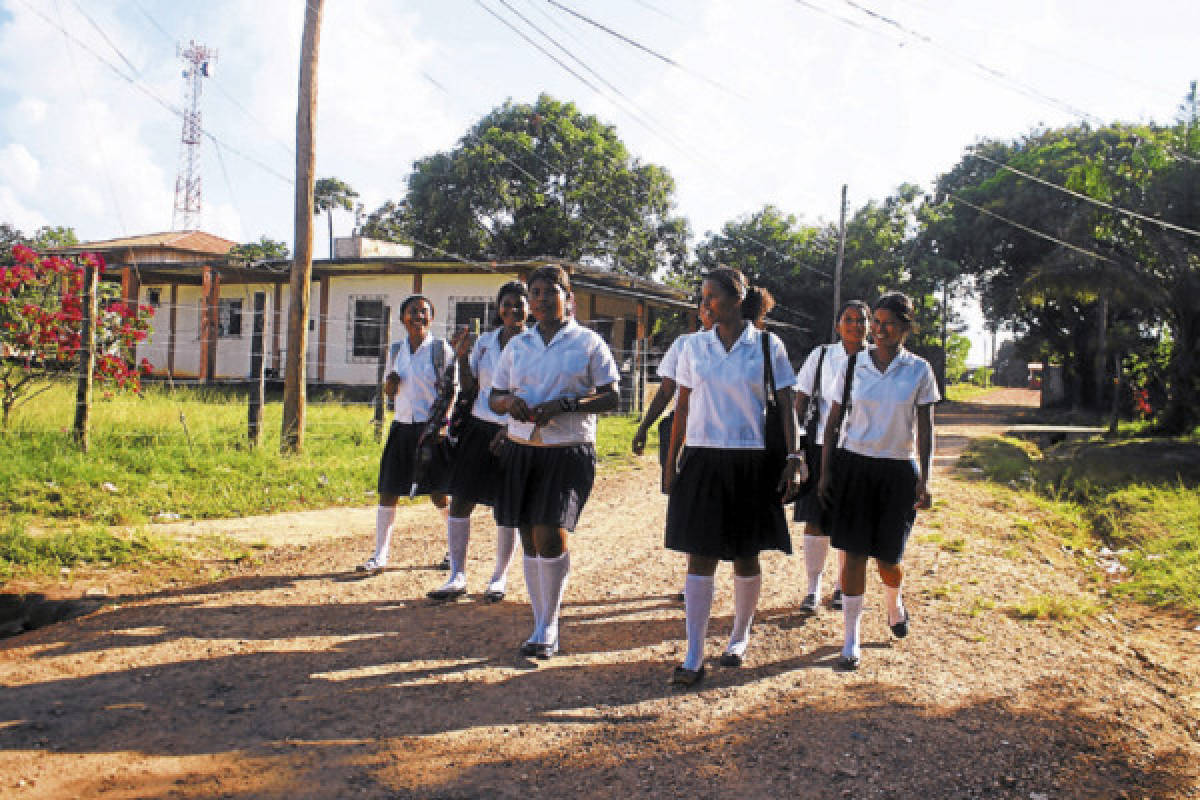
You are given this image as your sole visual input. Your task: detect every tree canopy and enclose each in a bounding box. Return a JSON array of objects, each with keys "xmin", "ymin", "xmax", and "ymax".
[{"xmin": 362, "ymin": 94, "xmax": 689, "ymax": 277}]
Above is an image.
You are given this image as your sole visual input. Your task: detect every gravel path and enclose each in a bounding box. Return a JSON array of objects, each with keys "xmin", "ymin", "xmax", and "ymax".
[{"xmin": 1, "ymin": 389, "xmax": 1197, "ymax": 799}]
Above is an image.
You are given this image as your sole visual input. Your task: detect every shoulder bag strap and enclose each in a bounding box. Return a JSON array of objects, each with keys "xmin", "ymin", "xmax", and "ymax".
[
  {"xmin": 805, "ymin": 345, "xmax": 827, "ymax": 425},
  {"xmin": 761, "ymin": 329, "xmax": 777, "ymax": 410},
  {"xmin": 831, "ymin": 351, "xmax": 858, "ymax": 448}
]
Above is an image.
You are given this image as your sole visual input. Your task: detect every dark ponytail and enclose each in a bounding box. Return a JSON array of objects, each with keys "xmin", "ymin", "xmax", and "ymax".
[{"xmin": 741, "ymin": 286, "xmax": 775, "ymax": 325}]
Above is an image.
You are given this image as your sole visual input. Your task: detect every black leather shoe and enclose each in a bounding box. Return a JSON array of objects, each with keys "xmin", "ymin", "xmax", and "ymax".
[
  {"xmin": 889, "ymin": 610, "xmax": 910, "ymax": 639},
  {"xmin": 518, "ymin": 640, "xmax": 539, "ymax": 657},
  {"xmin": 670, "ymin": 665, "xmax": 705, "ymax": 687},
  {"xmin": 426, "ymin": 586, "xmax": 466, "ymax": 601},
  {"xmin": 718, "ymin": 651, "xmax": 743, "ymax": 667},
  {"xmin": 799, "ymin": 593, "xmax": 818, "ymax": 615},
  {"xmin": 835, "ymin": 654, "xmax": 860, "ymax": 671},
  {"xmin": 534, "ymin": 639, "xmax": 559, "ymax": 659},
  {"xmin": 482, "ymin": 589, "xmax": 505, "ymax": 603}
]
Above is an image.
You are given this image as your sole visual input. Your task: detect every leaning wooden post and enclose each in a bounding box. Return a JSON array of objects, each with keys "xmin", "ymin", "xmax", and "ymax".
[
  {"xmin": 248, "ymin": 292, "xmax": 267, "ymax": 446},
  {"xmin": 281, "ymin": 0, "xmax": 325, "ymax": 452},
  {"xmin": 373, "ymin": 304, "xmax": 390, "ymax": 442},
  {"xmin": 72, "ymin": 262, "xmax": 99, "ymax": 452}
]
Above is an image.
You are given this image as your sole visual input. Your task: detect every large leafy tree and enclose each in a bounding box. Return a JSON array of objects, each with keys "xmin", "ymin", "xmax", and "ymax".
[
  {"xmin": 229, "ymin": 236, "xmax": 290, "ymax": 262},
  {"xmin": 925, "ymin": 118, "xmax": 1197, "ymax": 428},
  {"xmin": 314, "ymin": 177, "xmax": 358, "ymax": 260},
  {"xmin": 362, "ymin": 94, "xmax": 689, "ymax": 276}
]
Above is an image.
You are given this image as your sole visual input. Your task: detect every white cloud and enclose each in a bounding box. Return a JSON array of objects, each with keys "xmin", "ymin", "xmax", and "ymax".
[{"xmin": 0, "ymin": 142, "xmax": 39, "ymax": 187}]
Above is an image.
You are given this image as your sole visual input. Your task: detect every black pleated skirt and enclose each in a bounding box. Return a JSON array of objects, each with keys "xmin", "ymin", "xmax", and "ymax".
[
  {"xmin": 793, "ymin": 450, "xmax": 832, "ymax": 530},
  {"xmin": 495, "ymin": 441, "xmax": 597, "ymax": 531},
  {"xmin": 446, "ymin": 415, "xmax": 505, "ymax": 507},
  {"xmin": 665, "ymin": 447, "xmax": 792, "ymax": 560},
  {"xmin": 828, "ymin": 448, "xmax": 919, "ymax": 564},
  {"xmin": 377, "ymin": 420, "xmax": 451, "ymax": 498}
]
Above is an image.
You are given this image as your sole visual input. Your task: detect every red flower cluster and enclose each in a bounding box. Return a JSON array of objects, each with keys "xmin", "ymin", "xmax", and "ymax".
[{"xmin": 1, "ymin": 246, "xmax": 154, "ymax": 421}]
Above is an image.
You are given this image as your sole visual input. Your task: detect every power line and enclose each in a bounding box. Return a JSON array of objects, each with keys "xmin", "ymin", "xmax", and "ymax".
[
  {"xmin": 544, "ymin": 0, "xmax": 743, "ymax": 99},
  {"xmin": 970, "ymin": 151, "xmax": 1200, "ymax": 240},
  {"xmin": 947, "ymin": 193, "xmax": 1116, "ymax": 264}
]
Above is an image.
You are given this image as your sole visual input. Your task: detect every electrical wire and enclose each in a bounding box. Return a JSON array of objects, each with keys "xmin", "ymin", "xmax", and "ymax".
[
  {"xmin": 946, "ymin": 193, "xmax": 1116, "ymax": 264},
  {"xmin": 969, "ymin": 151, "xmax": 1200, "ymax": 239}
]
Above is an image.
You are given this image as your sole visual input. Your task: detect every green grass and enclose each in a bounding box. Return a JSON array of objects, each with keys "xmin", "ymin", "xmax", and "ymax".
[
  {"xmin": 961, "ymin": 433, "xmax": 1200, "ymax": 613},
  {"xmin": 0, "ymin": 381, "xmax": 649, "ymax": 526},
  {"xmin": 944, "ymin": 383, "xmax": 997, "ymax": 403},
  {"xmin": 0, "ymin": 515, "xmax": 183, "ymax": 580},
  {"xmin": 1009, "ymin": 593, "xmax": 1102, "ymax": 624}
]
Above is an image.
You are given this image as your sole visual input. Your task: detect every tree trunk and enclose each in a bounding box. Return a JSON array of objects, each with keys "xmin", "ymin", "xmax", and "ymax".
[
  {"xmin": 1093, "ymin": 296, "xmax": 1108, "ymax": 413},
  {"xmin": 1161, "ymin": 305, "xmax": 1200, "ymax": 433}
]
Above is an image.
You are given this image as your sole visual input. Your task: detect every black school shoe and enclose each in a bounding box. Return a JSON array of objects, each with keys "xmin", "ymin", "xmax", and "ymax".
[
  {"xmin": 718, "ymin": 652, "xmax": 744, "ymax": 667},
  {"xmin": 889, "ymin": 609, "xmax": 910, "ymax": 639},
  {"xmin": 799, "ymin": 593, "xmax": 818, "ymax": 615},
  {"xmin": 670, "ymin": 665, "xmax": 705, "ymax": 687}
]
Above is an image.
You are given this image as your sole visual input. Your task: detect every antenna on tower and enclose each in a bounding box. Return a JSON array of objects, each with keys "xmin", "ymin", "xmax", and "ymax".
[{"xmin": 172, "ymin": 40, "xmax": 217, "ymax": 231}]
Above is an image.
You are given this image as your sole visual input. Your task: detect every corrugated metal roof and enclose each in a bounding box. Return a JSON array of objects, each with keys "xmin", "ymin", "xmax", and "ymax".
[{"xmin": 62, "ymin": 230, "xmax": 237, "ymax": 255}]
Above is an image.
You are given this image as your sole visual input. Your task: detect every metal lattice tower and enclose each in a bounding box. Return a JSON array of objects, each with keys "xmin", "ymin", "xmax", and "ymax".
[{"xmin": 172, "ymin": 40, "xmax": 217, "ymax": 231}]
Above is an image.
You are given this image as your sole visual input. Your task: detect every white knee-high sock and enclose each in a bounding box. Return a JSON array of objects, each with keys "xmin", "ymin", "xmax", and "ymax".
[
  {"xmin": 726, "ymin": 573, "xmax": 762, "ymax": 657},
  {"xmin": 523, "ymin": 555, "xmax": 544, "ymax": 643},
  {"xmin": 538, "ymin": 552, "xmax": 571, "ymax": 645},
  {"xmin": 803, "ymin": 535, "xmax": 830, "ymax": 596},
  {"xmin": 372, "ymin": 505, "xmax": 396, "ymax": 565},
  {"xmin": 444, "ymin": 516, "xmax": 470, "ymax": 587},
  {"xmin": 884, "ymin": 584, "xmax": 905, "ymax": 626},
  {"xmin": 682, "ymin": 574, "xmax": 715, "ymax": 671},
  {"xmin": 842, "ymin": 593, "xmax": 865, "ymax": 660},
  {"xmin": 488, "ymin": 526, "xmax": 518, "ymax": 591}
]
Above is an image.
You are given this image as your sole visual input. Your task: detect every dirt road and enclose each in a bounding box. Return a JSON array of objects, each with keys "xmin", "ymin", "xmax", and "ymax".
[{"xmin": 1, "ymin": 390, "xmax": 1197, "ymax": 798}]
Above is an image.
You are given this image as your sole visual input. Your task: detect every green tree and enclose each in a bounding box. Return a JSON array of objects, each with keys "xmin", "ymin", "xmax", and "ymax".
[
  {"xmin": 944, "ymin": 333, "xmax": 972, "ymax": 384},
  {"xmin": 229, "ymin": 236, "xmax": 290, "ymax": 262},
  {"xmin": 31, "ymin": 225, "xmax": 79, "ymax": 250},
  {"xmin": 314, "ymin": 177, "xmax": 358, "ymax": 260},
  {"xmin": 362, "ymin": 94, "xmax": 690, "ymax": 276}
]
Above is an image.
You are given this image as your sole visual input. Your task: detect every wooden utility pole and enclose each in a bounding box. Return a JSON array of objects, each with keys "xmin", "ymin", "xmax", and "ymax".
[
  {"xmin": 72, "ymin": 262, "xmax": 99, "ymax": 452},
  {"xmin": 281, "ymin": 0, "xmax": 324, "ymax": 453},
  {"xmin": 831, "ymin": 184, "xmax": 847, "ymax": 341},
  {"xmin": 248, "ymin": 292, "xmax": 267, "ymax": 447}
]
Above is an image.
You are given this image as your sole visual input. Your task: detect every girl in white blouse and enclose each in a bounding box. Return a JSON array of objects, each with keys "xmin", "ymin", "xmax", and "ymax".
[
  {"xmin": 489, "ymin": 265, "xmax": 620, "ymax": 659},
  {"xmin": 664, "ymin": 267, "xmax": 803, "ymax": 687},
  {"xmin": 793, "ymin": 300, "xmax": 870, "ymax": 614},
  {"xmin": 427, "ymin": 281, "xmax": 529, "ymax": 602},
  {"xmin": 359, "ymin": 295, "xmax": 469, "ymax": 574},
  {"xmin": 819, "ymin": 292, "xmax": 938, "ymax": 670}
]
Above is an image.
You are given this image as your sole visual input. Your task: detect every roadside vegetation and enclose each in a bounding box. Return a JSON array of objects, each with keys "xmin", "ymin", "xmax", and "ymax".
[
  {"xmin": 0, "ymin": 380, "xmax": 645, "ymax": 527},
  {"xmin": 959, "ymin": 432, "xmax": 1200, "ymax": 614}
]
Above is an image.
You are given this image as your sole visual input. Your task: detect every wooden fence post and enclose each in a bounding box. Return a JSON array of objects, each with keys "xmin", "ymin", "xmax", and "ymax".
[
  {"xmin": 373, "ymin": 304, "xmax": 390, "ymax": 442},
  {"xmin": 248, "ymin": 291, "xmax": 267, "ymax": 446},
  {"xmin": 72, "ymin": 262, "xmax": 99, "ymax": 452}
]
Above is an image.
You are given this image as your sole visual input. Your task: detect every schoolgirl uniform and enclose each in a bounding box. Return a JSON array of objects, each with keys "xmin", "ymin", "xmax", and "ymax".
[
  {"xmin": 665, "ymin": 324, "xmax": 797, "ymax": 559},
  {"xmin": 793, "ymin": 341, "xmax": 855, "ymax": 528},
  {"xmin": 492, "ymin": 318, "xmax": 620, "ymax": 531},
  {"xmin": 376, "ymin": 332, "xmax": 456, "ymax": 499},
  {"xmin": 827, "ymin": 347, "xmax": 939, "ymax": 564},
  {"xmin": 653, "ymin": 331, "xmax": 696, "ymax": 470},
  {"xmin": 445, "ymin": 327, "xmax": 511, "ymax": 508}
]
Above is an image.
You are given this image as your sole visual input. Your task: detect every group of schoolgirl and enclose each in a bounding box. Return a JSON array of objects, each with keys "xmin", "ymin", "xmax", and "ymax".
[
  {"xmin": 635, "ymin": 267, "xmax": 938, "ymax": 685},
  {"xmin": 362, "ymin": 265, "xmax": 618, "ymax": 660},
  {"xmin": 361, "ymin": 261, "xmax": 938, "ymax": 682}
]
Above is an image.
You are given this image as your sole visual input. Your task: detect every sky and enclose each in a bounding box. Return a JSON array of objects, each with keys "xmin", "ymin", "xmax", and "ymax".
[{"xmin": 0, "ymin": 0, "xmax": 1196, "ymax": 364}]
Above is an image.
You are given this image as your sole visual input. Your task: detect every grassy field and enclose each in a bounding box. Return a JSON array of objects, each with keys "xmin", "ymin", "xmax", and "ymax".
[
  {"xmin": 0, "ymin": 380, "xmax": 648, "ymax": 527},
  {"xmin": 959, "ymin": 432, "xmax": 1200, "ymax": 614},
  {"xmin": 943, "ymin": 382, "xmax": 999, "ymax": 403}
]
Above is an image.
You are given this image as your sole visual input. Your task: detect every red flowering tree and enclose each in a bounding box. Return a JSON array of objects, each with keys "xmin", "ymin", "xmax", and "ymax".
[{"xmin": 0, "ymin": 244, "xmax": 154, "ymax": 428}]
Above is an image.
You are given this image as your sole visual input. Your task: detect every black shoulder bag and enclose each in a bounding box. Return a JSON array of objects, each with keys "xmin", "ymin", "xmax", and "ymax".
[
  {"xmin": 761, "ymin": 330, "xmax": 789, "ymax": 504},
  {"xmin": 795, "ymin": 345, "xmax": 827, "ymax": 497},
  {"xmin": 819, "ymin": 351, "xmax": 858, "ymax": 510}
]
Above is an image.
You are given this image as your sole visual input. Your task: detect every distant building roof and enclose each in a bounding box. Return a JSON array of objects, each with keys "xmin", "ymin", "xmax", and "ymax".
[{"xmin": 55, "ymin": 230, "xmax": 237, "ymax": 256}]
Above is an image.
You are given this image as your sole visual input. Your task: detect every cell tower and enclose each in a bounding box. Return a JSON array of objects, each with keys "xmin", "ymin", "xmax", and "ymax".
[{"xmin": 172, "ymin": 40, "xmax": 217, "ymax": 231}]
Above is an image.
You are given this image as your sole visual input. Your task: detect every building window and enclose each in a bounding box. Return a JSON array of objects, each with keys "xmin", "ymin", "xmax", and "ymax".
[
  {"xmin": 218, "ymin": 299, "xmax": 242, "ymax": 338},
  {"xmin": 346, "ymin": 294, "xmax": 387, "ymax": 363},
  {"xmin": 448, "ymin": 295, "xmax": 496, "ymax": 336},
  {"xmin": 145, "ymin": 287, "xmax": 162, "ymax": 307}
]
